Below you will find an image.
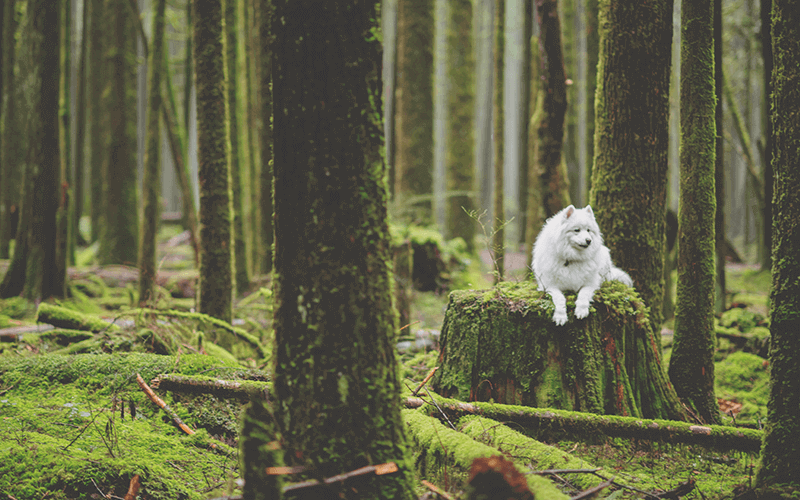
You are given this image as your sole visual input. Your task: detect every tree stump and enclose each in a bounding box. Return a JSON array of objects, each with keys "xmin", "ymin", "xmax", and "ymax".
[{"xmin": 433, "ymin": 281, "xmax": 686, "ymax": 420}]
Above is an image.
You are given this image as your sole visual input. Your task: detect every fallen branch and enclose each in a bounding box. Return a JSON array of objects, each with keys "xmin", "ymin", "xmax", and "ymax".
[
  {"xmin": 36, "ymin": 303, "xmax": 120, "ymax": 333},
  {"xmin": 421, "ymin": 479, "xmax": 455, "ymax": 500},
  {"xmin": 570, "ymin": 477, "xmax": 614, "ymax": 500},
  {"xmin": 653, "ymin": 479, "xmax": 695, "ymax": 499},
  {"xmin": 136, "ymin": 373, "xmax": 196, "ymax": 436},
  {"xmin": 405, "ymin": 396, "xmax": 763, "ymax": 452},
  {"xmin": 281, "ymin": 462, "xmax": 399, "ymax": 493},
  {"xmin": 411, "ymin": 366, "xmax": 439, "ymax": 396},
  {"xmin": 151, "ymin": 373, "xmax": 270, "ymax": 401}
]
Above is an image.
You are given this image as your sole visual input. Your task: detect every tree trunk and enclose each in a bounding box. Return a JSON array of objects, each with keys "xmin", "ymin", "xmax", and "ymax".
[
  {"xmin": 139, "ymin": 0, "xmax": 166, "ymax": 307},
  {"xmin": 87, "ymin": 0, "xmax": 107, "ymax": 244},
  {"xmin": 258, "ymin": 0, "xmax": 273, "ymax": 275},
  {"xmin": 668, "ymin": 0, "xmax": 719, "ymax": 425},
  {"xmin": 584, "ymin": 0, "xmax": 598, "ymax": 194},
  {"xmin": 492, "ymin": 0, "xmax": 504, "ymax": 283},
  {"xmin": 755, "ymin": 0, "xmax": 800, "ymax": 491},
  {"xmin": 271, "ymin": 2, "xmax": 415, "ymax": 497},
  {"xmin": 433, "ymin": 281, "xmax": 686, "ymax": 420},
  {"xmin": 517, "ymin": 0, "xmax": 533, "ymax": 246},
  {"xmin": 0, "ymin": 0, "xmax": 22, "ymax": 260},
  {"xmin": 760, "ymin": 0, "xmax": 772, "ymax": 272},
  {"xmin": 713, "ymin": 0, "xmax": 725, "ymax": 315},
  {"xmin": 588, "ymin": 0, "xmax": 673, "ymax": 336},
  {"xmin": 534, "ymin": 0, "xmax": 569, "ymax": 219},
  {"xmin": 194, "ymin": 0, "xmax": 234, "ymax": 325},
  {"xmin": 23, "ymin": 0, "xmax": 64, "ymax": 301},
  {"xmin": 226, "ymin": 0, "xmax": 250, "ymax": 295},
  {"xmin": 99, "ymin": 0, "xmax": 138, "ymax": 266},
  {"xmin": 445, "ymin": 0, "xmax": 476, "ymax": 253},
  {"xmin": 394, "ymin": 0, "xmax": 434, "ymax": 221},
  {"xmin": 73, "ymin": 0, "xmax": 88, "ymax": 248}
]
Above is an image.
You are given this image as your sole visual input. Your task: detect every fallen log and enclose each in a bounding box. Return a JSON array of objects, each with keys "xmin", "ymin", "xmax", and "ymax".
[
  {"xmin": 406, "ymin": 395, "xmax": 763, "ymax": 453},
  {"xmin": 151, "ymin": 373, "xmax": 270, "ymax": 400},
  {"xmin": 36, "ymin": 303, "xmax": 120, "ymax": 333}
]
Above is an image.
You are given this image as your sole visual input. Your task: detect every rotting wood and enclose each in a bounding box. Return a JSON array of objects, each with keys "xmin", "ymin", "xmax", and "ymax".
[
  {"xmin": 36, "ymin": 303, "xmax": 120, "ymax": 333},
  {"xmin": 405, "ymin": 396, "xmax": 762, "ymax": 452}
]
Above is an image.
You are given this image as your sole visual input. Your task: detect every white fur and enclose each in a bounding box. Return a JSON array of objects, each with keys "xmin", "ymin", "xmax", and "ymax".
[{"xmin": 531, "ymin": 205, "xmax": 633, "ymax": 325}]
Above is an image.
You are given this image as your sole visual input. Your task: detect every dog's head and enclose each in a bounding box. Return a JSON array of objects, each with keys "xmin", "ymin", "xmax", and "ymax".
[{"xmin": 559, "ymin": 205, "xmax": 604, "ymax": 252}]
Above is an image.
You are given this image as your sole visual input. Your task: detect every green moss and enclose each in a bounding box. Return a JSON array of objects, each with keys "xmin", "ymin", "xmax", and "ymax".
[
  {"xmin": 402, "ymin": 409, "xmax": 569, "ymax": 499},
  {"xmin": 719, "ymin": 308, "xmax": 765, "ymax": 332},
  {"xmin": 715, "ymin": 351, "xmax": 770, "ymax": 424}
]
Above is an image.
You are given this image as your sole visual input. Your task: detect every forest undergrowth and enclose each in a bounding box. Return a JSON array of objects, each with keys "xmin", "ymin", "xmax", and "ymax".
[{"xmin": 0, "ymin": 224, "xmax": 771, "ymax": 499}]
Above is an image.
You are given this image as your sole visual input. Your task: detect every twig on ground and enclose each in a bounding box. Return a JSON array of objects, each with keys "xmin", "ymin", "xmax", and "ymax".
[
  {"xmin": 411, "ymin": 367, "xmax": 439, "ymax": 396},
  {"xmin": 421, "ymin": 479, "xmax": 455, "ymax": 500},
  {"xmin": 569, "ymin": 476, "xmax": 615, "ymax": 500}
]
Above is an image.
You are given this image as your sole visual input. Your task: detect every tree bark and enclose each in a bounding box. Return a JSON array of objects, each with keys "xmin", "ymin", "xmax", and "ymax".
[
  {"xmin": 668, "ymin": 0, "xmax": 719, "ymax": 425},
  {"xmin": 755, "ymin": 0, "xmax": 800, "ymax": 491},
  {"xmin": 87, "ymin": 0, "xmax": 107, "ymax": 244},
  {"xmin": 139, "ymin": 0, "xmax": 166, "ymax": 307},
  {"xmin": 713, "ymin": 0, "xmax": 725, "ymax": 315},
  {"xmin": 433, "ymin": 281, "xmax": 686, "ymax": 420},
  {"xmin": 194, "ymin": 0, "xmax": 234, "ymax": 325},
  {"xmin": 99, "ymin": 0, "xmax": 138, "ymax": 266},
  {"xmin": 492, "ymin": 0, "xmax": 504, "ymax": 283},
  {"xmin": 394, "ymin": 0, "xmax": 434, "ymax": 221},
  {"xmin": 588, "ymin": 0, "xmax": 673, "ymax": 335},
  {"xmin": 225, "ymin": 0, "xmax": 251, "ymax": 295},
  {"xmin": 271, "ymin": 2, "xmax": 415, "ymax": 497},
  {"xmin": 0, "ymin": 0, "xmax": 22, "ymax": 260},
  {"xmin": 534, "ymin": 0, "xmax": 569, "ymax": 219},
  {"xmin": 258, "ymin": 0, "xmax": 274, "ymax": 274}
]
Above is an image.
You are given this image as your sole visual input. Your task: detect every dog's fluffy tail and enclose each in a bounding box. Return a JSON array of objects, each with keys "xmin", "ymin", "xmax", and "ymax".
[{"xmin": 605, "ymin": 266, "xmax": 634, "ymax": 287}]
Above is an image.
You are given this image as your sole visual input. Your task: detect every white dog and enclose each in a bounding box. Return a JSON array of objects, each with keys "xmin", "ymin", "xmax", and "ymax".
[{"xmin": 531, "ymin": 205, "xmax": 633, "ymax": 325}]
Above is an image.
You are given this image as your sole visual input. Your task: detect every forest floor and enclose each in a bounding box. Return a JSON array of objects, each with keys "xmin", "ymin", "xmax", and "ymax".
[{"xmin": 0, "ymin": 224, "xmax": 771, "ymax": 499}]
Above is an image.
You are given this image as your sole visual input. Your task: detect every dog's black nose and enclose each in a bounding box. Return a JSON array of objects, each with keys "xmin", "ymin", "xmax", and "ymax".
[{"xmin": 584, "ymin": 238, "xmax": 592, "ymax": 246}]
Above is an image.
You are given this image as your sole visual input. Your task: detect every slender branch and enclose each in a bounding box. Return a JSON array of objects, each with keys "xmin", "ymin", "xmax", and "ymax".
[{"xmin": 411, "ymin": 366, "xmax": 439, "ymax": 396}]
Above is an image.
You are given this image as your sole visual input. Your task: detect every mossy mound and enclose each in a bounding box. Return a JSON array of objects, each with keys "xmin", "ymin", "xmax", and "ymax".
[{"xmin": 433, "ymin": 281, "xmax": 685, "ymax": 420}]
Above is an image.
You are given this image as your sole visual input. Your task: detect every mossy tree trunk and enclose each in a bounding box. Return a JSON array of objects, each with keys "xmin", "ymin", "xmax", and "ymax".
[
  {"xmin": 523, "ymin": 36, "xmax": 541, "ymax": 261},
  {"xmin": 588, "ymin": 0, "xmax": 673, "ymax": 334},
  {"xmin": 194, "ymin": 0, "xmax": 234, "ymax": 325},
  {"xmin": 258, "ymin": 0, "xmax": 273, "ymax": 274},
  {"xmin": 22, "ymin": 0, "xmax": 65, "ymax": 301},
  {"xmin": 755, "ymin": 0, "xmax": 800, "ymax": 491},
  {"xmin": 517, "ymin": 0, "xmax": 533, "ymax": 246},
  {"xmin": 433, "ymin": 281, "xmax": 685, "ymax": 420},
  {"xmin": 58, "ymin": 0, "xmax": 72, "ymax": 271},
  {"xmin": 584, "ymin": 0, "xmax": 598, "ymax": 192},
  {"xmin": 492, "ymin": 0, "xmax": 504, "ymax": 283},
  {"xmin": 271, "ymin": 2, "xmax": 415, "ymax": 497},
  {"xmin": 225, "ymin": 0, "xmax": 250, "ymax": 294},
  {"xmin": 0, "ymin": 0, "xmax": 22, "ymax": 260},
  {"xmin": 138, "ymin": 0, "xmax": 166, "ymax": 307},
  {"xmin": 394, "ymin": 0, "xmax": 434, "ymax": 221},
  {"xmin": 759, "ymin": 0, "xmax": 772, "ymax": 273},
  {"xmin": 713, "ymin": 0, "xmax": 725, "ymax": 315},
  {"xmin": 73, "ymin": 0, "xmax": 88, "ymax": 249},
  {"xmin": 534, "ymin": 0, "xmax": 569, "ymax": 219},
  {"xmin": 99, "ymin": 0, "xmax": 138, "ymax": 266},
  {"xmin": 667, "ymin": 0, "xmax": 719, "ymax": 425},
  {"xmin": 445, "ymin": 0, "xmax": 476, "ymax": 253}
]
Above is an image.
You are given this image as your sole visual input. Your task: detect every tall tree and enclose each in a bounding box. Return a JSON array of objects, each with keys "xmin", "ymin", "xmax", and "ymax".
[
  {"xmin": 668, "ymin": 0, "xmax": 719, "ymax": 425},
  {"xmin": 589, "ymin": 0, "xmax": 673, "ymax": 334},
  {"xmin": 713, "ymin": 0, "xmax": 725, "ymax": 314},
  {"xmin": 445, "ymin": 0, "xmax": 476, "ymax": 252},
  {"xmin": 0, "ymin": 0, "xmax": 21, "ymax": 259},
  {"xmin": 73, "ymin": 0, "xmax": 88, "ymax": 249},
  {"xmin": 20, "ymin": 0, "xmax": 64, "ymax": 301},
  {"xmin": 759, "ymin": 0, "xmax": 772, "ymax": 272},
  {"xmin": 138, "ymin": 0, "xmax": 167, "ymax": 307},
  {"xmin": 533, "ymin": 0, "xmax": 569, "ymax": 219},
  {"xmin": 492, "ymin": 0, "xmax": 504, "ymax": 282},
  {"xmin": 225, "ymin": 0, "xmax": 251, "ymax": 294},
  {"xmin": 755, "ymin": 0, "xmax": 800, "ymax": 491},
  {"xmin": 271, "ymin": 2, "xmax": 415, "ymax": 498},
  {"xmin": 394, "ymin": 0, "xmax": 434, "ymax": 221},
  {"xmin": 258, "ymin": 0, "xmax": 273, "ymax": 274},
  {"xmin": 87, "ymin": 0, "xmax": 107, "ymax": 243},
  {"xmin": 194, "ymin": 0, "xmax": 234, "ymax": 324},
  {"xmin": 99, "ymin": 0, "xmax": 138, "ymax": 266}
]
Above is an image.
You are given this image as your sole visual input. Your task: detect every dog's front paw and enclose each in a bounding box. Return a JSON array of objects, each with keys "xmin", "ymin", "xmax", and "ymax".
[
  {"xmin": 552, "ymin": 309, "xmax": 568, "ymax": 326},
  {"xmin": 575, "ymin": 302, "xmax": 590, "ymax": 319}
]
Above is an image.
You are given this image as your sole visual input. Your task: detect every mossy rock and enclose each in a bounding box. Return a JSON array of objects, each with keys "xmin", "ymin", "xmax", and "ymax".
[{"xmin": 433, "ymin": 281, "xmax": 686, "ymax": 420}]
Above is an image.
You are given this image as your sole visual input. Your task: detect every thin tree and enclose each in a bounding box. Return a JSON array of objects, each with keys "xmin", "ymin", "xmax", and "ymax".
[
  {"xmin": 87, "ymin": 0, "xmax": 107, "ymax": 243},
  {"xmin": 258, "ymin": 0, "xmax": 273, "ymax": 274},
  {"xmin": 271, "ymin": 1, "xmax": 416, "ymax": 497},
  {"xmin": 492, "ymin": 0, "xmax": 504, "ymax": 283},
  {"xmin": 667, "ymin": 0, "xmax": 719, "ymax": 425},
  {"xmin": 99, "ymin": 0, "xmax": 138, "ymax": 266},
  {"xmin": 0, "ymin": 0, "xmax": 22, "ymax": 259},
  {"xmin": 445, "ymin": 0, "xmax": 476, "ymax": 252},
  {"xmin": 759, "ymin": 0, "xmax": 772, "ymax": 273},
  {"xmin": 394, "ymin": 0, "xmax": 434, "ymax": 221},
  {"xmin": 589, "ymin": 0, "xmax": 673, "ymax": 334},
  {"xmin": 713, "ymin": 0, "xmax": 725, "ymax": 314},
  {"xmin": 73, "ymin": 0, "xmax": 88, "ymax": 249},
  {"xmin": 225, "ymin": 0, "xmax": 250, "ymax": 294},
  {"xmin": 194, "ymin": 0, "xmax": 234, "ymax": 324},
  {"xmin": 755, "ymin": 0, "xmax": 800, "ymax": 491},
  {"xmin": 138, "ymin": 0, "xmax": 167, "ymax": 307}
]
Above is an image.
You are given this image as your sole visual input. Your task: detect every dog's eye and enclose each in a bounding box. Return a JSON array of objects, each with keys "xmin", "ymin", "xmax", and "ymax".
[{"xmin": 573, "ymin": 228, "xmax": 580, "ymax": 233}]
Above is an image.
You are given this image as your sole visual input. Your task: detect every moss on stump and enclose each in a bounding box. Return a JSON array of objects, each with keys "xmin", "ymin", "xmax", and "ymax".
[{"xmin": 433, "ymin": 281, "xmax": 685, "ymax": 420}]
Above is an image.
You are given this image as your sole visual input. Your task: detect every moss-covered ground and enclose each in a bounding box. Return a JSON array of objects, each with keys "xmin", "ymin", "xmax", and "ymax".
[{"xmin": 0, "ymin": 225, "xmax": 772, "ymax": 499}]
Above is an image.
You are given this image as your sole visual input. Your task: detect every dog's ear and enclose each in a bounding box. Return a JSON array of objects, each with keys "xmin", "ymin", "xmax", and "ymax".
[
  {"xmin": 564, "ymin": 205, "xmax": 576, "ymax": 219},
  {"xmin": 585, "ymin": 205, "xmax": 594, "ymax": 216}
]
